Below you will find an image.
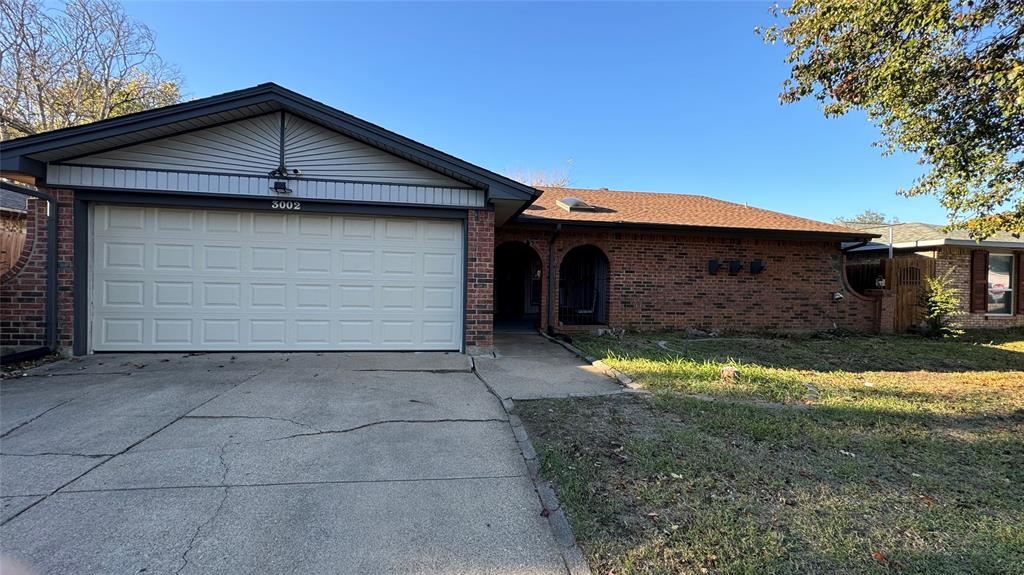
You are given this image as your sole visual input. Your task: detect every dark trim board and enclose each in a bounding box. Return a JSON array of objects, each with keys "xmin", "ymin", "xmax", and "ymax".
[
  {"xmin": 73, "ymin": 189, "xmax": 474, "ymax": 219},
  {"xmin": 71, "ymin": 189, "xmax": 471, "ymax": 355},
  {"xmin": 3, "ymin": 83, "xmax": 540, "ymax": 201},
  {"xmin": 73, "ymin": 197, "xmax": 88, "ymax": 356},
  {"xmin": 511, "ymin": 219, "xmax": 876, "ymax": 242}
]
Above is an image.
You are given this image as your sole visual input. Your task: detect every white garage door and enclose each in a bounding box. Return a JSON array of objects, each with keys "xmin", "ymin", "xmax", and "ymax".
[{"xmin": 89, "ymin": 205, "xmax": 464, "ymax": 351}]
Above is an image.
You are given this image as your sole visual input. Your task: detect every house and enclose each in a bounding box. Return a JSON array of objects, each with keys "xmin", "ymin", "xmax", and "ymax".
[
  {"xmin": 845, "ymin": 223, "xmax": 1023, "ymax": 329},
  {"xmin": 1, "ymin": 83, "xmax": 883, "ymax": 356}
]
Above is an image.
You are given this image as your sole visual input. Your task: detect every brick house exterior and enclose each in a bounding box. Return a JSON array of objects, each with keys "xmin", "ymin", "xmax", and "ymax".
[
  {"xmin": 845, "ymin": 223, "xmax": 1024, "ymax": 330},
  {"xmin": 1, "ymin": 83, "xmax": 892, "ymax": 357},
  {"xmin": 495, "ymin": 223, "xmax": 879, "ymax": 334}
]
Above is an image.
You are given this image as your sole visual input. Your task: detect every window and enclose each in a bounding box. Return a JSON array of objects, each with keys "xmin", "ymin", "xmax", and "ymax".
[{"xmin": 987, "ymin": 254, "xmax": 1015, "ymax": 315}]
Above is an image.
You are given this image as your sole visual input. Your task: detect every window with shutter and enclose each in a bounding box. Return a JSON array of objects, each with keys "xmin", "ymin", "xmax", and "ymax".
[
  {"xmin": 969, "ymin": 250, "xmax": 988, "ymax": 313},
  {"xmin": 1017, "ymin": 253, "xmax": 1023, "ymax": 315}
]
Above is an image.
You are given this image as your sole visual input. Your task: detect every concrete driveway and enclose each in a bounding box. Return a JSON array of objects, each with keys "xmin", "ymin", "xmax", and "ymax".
[{"xmin": 0, "ymin": 349, "xmax": 572, "ymax": 574}]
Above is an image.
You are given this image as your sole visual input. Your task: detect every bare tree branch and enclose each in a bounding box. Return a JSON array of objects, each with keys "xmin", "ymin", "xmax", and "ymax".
[{"xmin": 0, "ymin": 0, "xmax": 182, "ymax": 140}]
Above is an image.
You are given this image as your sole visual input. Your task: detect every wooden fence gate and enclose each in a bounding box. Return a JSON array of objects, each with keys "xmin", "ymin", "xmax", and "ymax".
[{"xmin": 885, "ymin": 256, "xmax": 936, "ymax": 332}]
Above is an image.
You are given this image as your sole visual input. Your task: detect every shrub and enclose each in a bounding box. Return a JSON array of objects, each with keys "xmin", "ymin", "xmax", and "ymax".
[{"xmin": 919, "ymin": 269, "xmax": 964, "ymax": 338}]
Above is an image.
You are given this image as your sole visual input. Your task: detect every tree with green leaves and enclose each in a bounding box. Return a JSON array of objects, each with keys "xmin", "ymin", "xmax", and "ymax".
[
  {"xmin": 0, "ymin": 0, "xmax": 182, "ymax": 140},
  {"xmin": 761, "ymin": 0, "xmax": 1024, "ymax": 239}
]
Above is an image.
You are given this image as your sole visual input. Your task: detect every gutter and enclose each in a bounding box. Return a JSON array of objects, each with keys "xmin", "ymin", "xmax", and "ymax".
[
  {"xmin": 513, "ymin": 217, "xmax": 878, "ymax": 242},
  {"xmin": 841, "ymin": 240, "xmax": 870, "ymax": 253},
  {"xmin": 0, "ymin": 178, "xmax": 58, "ymax": 354},
  {"xmin": 546, "ymin": 223, "xmax": 561, "ymax": 336}
]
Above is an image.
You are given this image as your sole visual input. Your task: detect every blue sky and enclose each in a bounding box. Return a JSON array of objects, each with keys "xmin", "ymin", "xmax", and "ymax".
[{"xmin": 124, "ymin": 1, "xmax": 946, "ymax": 224}]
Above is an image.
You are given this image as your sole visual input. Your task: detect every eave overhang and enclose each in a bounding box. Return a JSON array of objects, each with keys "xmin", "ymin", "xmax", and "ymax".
[{"xmin": 0, "ymin": 83, "xmax": 540, "ymax": 209}]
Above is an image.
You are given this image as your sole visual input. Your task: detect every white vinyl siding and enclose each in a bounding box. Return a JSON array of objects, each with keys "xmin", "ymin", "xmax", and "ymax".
[
  {"xmin": 89, "ymin": 205, "xmax": 463, "ymax": 351},
  {"xmin": 46, "ymin": 164, "xmax": 486, "ymax": 207},
  {"xmin": 66, "ymin": 113, "xmax": 468, "ymax": 188}
]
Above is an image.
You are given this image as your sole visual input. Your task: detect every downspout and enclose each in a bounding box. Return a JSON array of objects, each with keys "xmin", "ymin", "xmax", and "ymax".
[
  {"xmin": 546, "ymin": 223, "xmax": 561, "ymax": 336},
  {"xmin": 0, "ymin": 179, "xmax": 58, "ymax": 353}
]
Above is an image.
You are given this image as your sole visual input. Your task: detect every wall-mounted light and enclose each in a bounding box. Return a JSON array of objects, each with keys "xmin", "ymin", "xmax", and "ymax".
[
  {"xmin": 874, "ymin": 276, "xmax": 886, "ymax": 288},
  {"xmin": 832, "ymin": 292, "xmax": 845, "ymax": 302},
  {"xmin": 271, "ymin": 181, "xmax": 292, "ymax": 194}
]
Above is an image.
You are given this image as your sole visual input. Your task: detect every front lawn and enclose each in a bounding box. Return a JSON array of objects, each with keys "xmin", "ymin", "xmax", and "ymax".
[{"xmin": 517, "ymin": 331, "xmax": 1024, "ymax": 575}]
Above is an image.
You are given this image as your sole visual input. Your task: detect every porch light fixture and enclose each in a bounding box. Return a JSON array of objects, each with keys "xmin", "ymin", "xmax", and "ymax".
[{"xmin": 271, "ymin": 181, "xmax": 292, "ymax": 194}]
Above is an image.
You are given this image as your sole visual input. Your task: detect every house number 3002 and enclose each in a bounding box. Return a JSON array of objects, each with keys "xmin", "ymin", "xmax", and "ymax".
[{"xmin": 270, "ymin": 200, "xmax": 301, "ymax": 210}]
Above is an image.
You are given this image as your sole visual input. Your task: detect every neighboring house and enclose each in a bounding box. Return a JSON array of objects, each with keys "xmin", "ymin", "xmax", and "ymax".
[
  {"xmin": 846, "ymin": 223, "xmax": 1024, "ymax": 329},
  {"xmin": 1, "ymin": 83, "xmax": 883, "ymax": 356},
  {"xmin": 0, "ymin": 189, "xmax": 29, "ymax": 276}
]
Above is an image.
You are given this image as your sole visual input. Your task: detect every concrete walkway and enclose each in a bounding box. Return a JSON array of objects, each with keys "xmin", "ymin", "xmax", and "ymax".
[
  {"xmin": 477, "ymin": 333, "xmax": 624, "ymax": 400},
  {"xmin": 1, "ymin": 350, "xmax": 572, "ymax": 575}
]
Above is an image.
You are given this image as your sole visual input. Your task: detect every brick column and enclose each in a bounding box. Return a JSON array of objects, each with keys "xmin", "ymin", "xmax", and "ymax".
[{"xmin": 465, "ymin": 209, "xmax": 494, "ymax": 351}]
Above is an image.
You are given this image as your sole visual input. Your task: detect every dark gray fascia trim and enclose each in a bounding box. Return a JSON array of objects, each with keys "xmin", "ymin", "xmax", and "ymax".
[
  {"xmin": 73, "ymin": 197, "xmax": 88, "ymax": 355},
  {"xmin": 0, "ymin": 155, "xmax": 46, "ymax": 176},
  {"xmin": 2, "ymin": 86, "xmax": 282, "ymax": 156},
  {"xmin": 511, "ymin": 218, "xmax": 879, "ymax": 242},
  {"xmin": 73, "ymin": 189, "xmax": 472, "ymax": 220},
  {"xmin": 3, "ymin": 83, "xmax": 539, "ymax": 201}
]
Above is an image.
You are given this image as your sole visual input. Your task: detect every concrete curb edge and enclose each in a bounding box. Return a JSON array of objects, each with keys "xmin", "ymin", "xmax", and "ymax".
[
  {"xmin": 507, "ymin": 410, "xmax": 592, "ymax": 575},
  {"xmin": 535, "ymin": 331, "xmax": 645, "ymax": 392}
]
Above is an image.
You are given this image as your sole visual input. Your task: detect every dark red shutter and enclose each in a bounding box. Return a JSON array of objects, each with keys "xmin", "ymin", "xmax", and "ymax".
[
  {"xmin": 969, "ymin": 250, "xmax": 988, "ymax": 313},
  {"xmin": 1016, "ymin": 252, "xmax": 1023, "ymax": 315}
]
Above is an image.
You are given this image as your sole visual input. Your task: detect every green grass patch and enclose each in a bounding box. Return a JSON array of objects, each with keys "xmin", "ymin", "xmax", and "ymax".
[{"xmin": 519, "ymin": 331, "xmax": 1024, "ymax": 574}]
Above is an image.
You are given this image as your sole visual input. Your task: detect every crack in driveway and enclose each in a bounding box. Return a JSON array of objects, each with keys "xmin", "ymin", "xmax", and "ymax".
[
  {"xmin": 265, "ymin": 418, "xmax": 509, "ymax": 443},
  {"xmin": 0, "ymin": 398, "xmax": 75, "ymax": 439},
  {"xmin": 176, "ymin": 441, "xmax": 232, "ymax": 574},
  {"xmin": 0, "ymin": 370, "xmax": 263, "ymax": 527},
  {"xmin": 1, "ymin": 452, "xmax": 113, "ymax": 458}
]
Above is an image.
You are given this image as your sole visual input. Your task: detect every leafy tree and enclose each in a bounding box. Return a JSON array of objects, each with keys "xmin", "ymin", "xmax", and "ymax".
[
  {"xmin": 834, "ymin": 209, "xmax": 899, "ymax": 226},
  {"xmin": 761, "ymin": 1, "xmax": 1024, "ymax": 239},
  {"xmin": 0, "ymin": 0, "xmax": 182, "ymax": 139}
]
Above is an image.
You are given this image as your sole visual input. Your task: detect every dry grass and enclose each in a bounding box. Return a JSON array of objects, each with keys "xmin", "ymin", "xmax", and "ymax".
[{"xmin": 518, "ymin": 331, "xmax": 1024, "ymax": 575}]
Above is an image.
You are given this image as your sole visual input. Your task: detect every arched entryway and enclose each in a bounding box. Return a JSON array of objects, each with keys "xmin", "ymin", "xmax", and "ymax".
[
  {"xmin": 559, "ymin": 245, "xmax": 609, "ymax": 325},
  {"xmin": 494, "ymin": 242, "xmax": 542, "ymax": 331}
]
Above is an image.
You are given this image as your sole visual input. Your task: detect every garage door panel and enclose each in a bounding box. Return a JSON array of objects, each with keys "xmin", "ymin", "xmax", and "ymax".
[{"xmin": 90, "ymin": 205, "xmax": 464, "ymax": 351}]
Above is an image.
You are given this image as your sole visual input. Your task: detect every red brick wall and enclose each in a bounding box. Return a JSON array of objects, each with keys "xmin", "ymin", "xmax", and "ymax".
[
  {"xmin": 464, "ymin": 209, "xmax": 495, "ymax": 349},
  {"xmin": 0, "ymin": 188, "xmax": 74, "ymax": 352},
  {"xmin": 934, "ymin": 246, "xmax": 1024, "ymax": 329},
  {"xmin": 496, "ymin": 225, "xmax": 881, "ymax": 333}
]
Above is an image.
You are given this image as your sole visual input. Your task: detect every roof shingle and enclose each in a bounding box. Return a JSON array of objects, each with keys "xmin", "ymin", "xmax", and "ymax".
[{"xmin": 518, "ymin": 187, "xmax": 873, "ymax": 238}]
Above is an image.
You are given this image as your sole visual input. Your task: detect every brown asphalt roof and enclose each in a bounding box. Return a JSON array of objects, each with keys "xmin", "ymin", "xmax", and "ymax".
[
  {"xmin": 850, "ymin": 222, "xmax": 1024, "ymax": 245},
  {"xmin": 517, "ymin": 187, "xmax": 874, "ymax": 238}
]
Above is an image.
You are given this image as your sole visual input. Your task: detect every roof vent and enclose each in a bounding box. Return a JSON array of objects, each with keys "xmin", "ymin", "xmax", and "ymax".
[{"xmin": 556, "ymin": 197, "xmax": 597, "ymax": 212}]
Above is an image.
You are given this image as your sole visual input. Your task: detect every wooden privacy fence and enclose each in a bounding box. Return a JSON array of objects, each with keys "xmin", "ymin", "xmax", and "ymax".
[
  {"xmin": 886, "ymin": 256, "xmax": 936, "ymax": 332},
  {"xmin": 1, "ymin": 213, "xmax": 28, "ymax": 277}
]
